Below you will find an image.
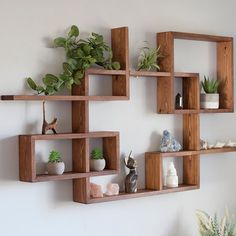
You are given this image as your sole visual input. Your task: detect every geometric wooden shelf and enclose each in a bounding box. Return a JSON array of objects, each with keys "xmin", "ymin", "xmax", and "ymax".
[{"xmin": 19, "ymin": 131, "xmax": 120, "ymax": 183}]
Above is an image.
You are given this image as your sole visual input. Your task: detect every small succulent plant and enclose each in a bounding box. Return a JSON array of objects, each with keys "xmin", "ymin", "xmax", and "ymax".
[
  {"xmin": 91, "ymin": 148, "xmax": 103, "ymax": 160},
  {"xmin": 137, "ymin": 43, "xmax": 162, "ymax": 71},
  {"xmin": 48, "ymin": 150, "xmax": 62, "ymax": 163},
  {"xmin": 201, "ymin": 76, "xmax": 219, "ymax": 93}
]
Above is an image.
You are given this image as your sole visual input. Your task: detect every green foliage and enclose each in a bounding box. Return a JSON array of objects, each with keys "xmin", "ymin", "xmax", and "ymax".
[
  {"xmin": 196, "ymin": 209, "xmax": 236, "ymax": 236},
  {"xmin": 27, "ymin": 25, "xmax": 120, "ymax": 95},
  {"xmin": 48, "ymin": 150, "xmax": 62, "ymax": 163},
  {"xmin": 91, "ymin": 148, "xmax": 103, "ymax": 160},
  {"xmin": 201, "ymin": 76, "xmax": 219, "ymax": 93},
  {"xmin": 137, "ymin": 44, "xmax": 163, "ymax": 71}
]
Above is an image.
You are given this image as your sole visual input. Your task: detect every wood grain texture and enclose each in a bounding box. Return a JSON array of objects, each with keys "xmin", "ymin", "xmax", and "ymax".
[
  {"xmin": 103, "ymin": 135, "xmax": 120, "ymax": 171},
  {"xmin": 171, "ymin": 31, "xmax": 232, "ymax": 42},
  {"xmin": 111, "ymin": 27, "xmax": 129, "ymax": 97},
  {"xmin": 183, "ymin": 155, "xmax": 200, "ymax": 186},
  {"xmin": 88, "ymin": 184, "xmax": 198, "ymax": 203},
  {"xmin": 130, "ymin": 71, "xmax": 171, "ymax": 77},
  {"xmin": 19, "ymin": 136, "xmax": 35, "ymax": 182},
  {"xmin": 183, "ymin": 114, "xmax": 200, "ymax": 151},
  {"xmin": 217, "ymin": 40, "xmax": 234, "ymax": 110},
  {"xmin": 35, "ymin": 170, "xmax": 118, "ymax": 182},
  {"xmin": 157, "ymin": 32, "xmax": 174, "ymax": 113},
  {"xmin": 19, "ymin": 132, "xmax": 119, "ymax": 140},
  {"xmin": 1, "ymin": 95, "xmax": 129, "ymax": 101},
  {"xmin": 182, "ymin": 75, "xmax": 200, "ymax": 109},
  {"xmin": 145, "ymin": 153, "xmax": 162, "ymax": 190}
]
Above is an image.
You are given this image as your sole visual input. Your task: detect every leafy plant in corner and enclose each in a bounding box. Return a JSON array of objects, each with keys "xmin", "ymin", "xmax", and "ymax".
[
  {"xmin": 201, "ymin": 76, "xmax": 219, "ymax": 93},
  {"xmin": 48, "ymin": 150, "xmax": 62, "ymax": 163},
  {"xmin": 27, "ymin": 25, "xmax": 121, "ymax": 95},
  {"xmin": 137, "ymin": 43, "xmax": 163, "ymax": 71},
  {"xmin": 196, "ymin": 209, "xmax": 236, "ymax": 236},
  {"xmin": 91, "ymin": 148, "xmax": 103, "ymax": 160}
]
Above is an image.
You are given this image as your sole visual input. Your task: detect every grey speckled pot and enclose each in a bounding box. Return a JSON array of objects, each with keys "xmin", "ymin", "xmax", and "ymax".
[
  {"xmin": 200, "ymin": 93, "xmax": 219, "ymax": 109},
  {"xmin": 47, "ymin": 162, "xmax": 65, "ymax": 175}
]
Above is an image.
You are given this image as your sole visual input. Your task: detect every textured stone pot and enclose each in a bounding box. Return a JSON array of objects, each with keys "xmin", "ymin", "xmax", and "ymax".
[
  {"xmin": 47, "ymin": 162, "xmax": 65, "ymax": 175},
  {"xmin": 90, "ymin": 159, "xmax": 106, "ymax": 171},
  {"xmin": 200, "ymin": 93, "xmax": 219, "ymax": 109}
]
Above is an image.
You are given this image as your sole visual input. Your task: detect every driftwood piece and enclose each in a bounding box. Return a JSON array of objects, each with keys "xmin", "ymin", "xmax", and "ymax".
[{"xmin": 42, "ymin": 101, "xmax": 58, "ymax": 135}]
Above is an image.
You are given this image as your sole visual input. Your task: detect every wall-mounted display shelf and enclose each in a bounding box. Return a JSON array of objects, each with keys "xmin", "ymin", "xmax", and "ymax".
[{"xmin": 1, "ymin": 27, "xmax": 234, "ymax": 204}]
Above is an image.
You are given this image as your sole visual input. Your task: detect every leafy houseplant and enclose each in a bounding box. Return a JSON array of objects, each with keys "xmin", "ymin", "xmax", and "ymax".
[
  {"xmin": 200, "ymin": 76, "xmax": 220, "ymax": 109},
  {"xmin": 196, "ymin": 209, "xmax": 236, "ymax": 236},
  {"xmin": 137, "ymin": 44, "xmax": 162, "ymax": 71},
  {"xmin": 46, "ymin": 150, "xmax": 65, "ymax": 175},
  {"xmin": 27, "ymin": 25, "xmax": 120, "ymax": 95},
  {"xmin": 90, "ymin": 148, "xmax": 106, "ymax": 171}
]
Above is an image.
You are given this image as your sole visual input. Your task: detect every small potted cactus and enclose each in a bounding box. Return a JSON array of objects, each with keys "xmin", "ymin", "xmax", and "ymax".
[
  {"xmin": 46, "ymin": 150, "xmax": 65, "ymax": 175},
  {"xmin": 200, "ymin": 76, "xmax": 220, "ymax": 109},
  {"xmin": 90, "ymin": 148, "xmax": 106, "ymax": 171}
]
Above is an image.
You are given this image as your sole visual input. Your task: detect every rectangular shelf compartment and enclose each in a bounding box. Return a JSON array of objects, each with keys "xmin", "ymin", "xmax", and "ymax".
[{"xmin": 19, "ymin": 131, "xmax": 120, "ymax": 182}]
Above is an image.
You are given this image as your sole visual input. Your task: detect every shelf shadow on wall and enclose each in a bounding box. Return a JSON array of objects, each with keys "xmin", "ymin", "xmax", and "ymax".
[{"xmin": 0, "ymin": 136, "xmax": 19, "ymax": 181}]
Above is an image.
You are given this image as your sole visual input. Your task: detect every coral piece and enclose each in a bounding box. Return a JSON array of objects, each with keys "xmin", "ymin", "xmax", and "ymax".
[
  {"xmin": 124, "ymin": 151, "xmax": 138, "ymax": 193},
  {"xmin": 225, "ymin": 140, "xmax": 236, "ymax": 147},
  {"xmin": 160, "ymin": 130, "xmax": 182, "ymax": 152},
  {"xmin": 105, "ymin": 183, "xmax": 119, "ymax": 196},
  {"xmin": 90, "ymin": 183, "xmax": 103, "ymax": 198},
  {"xmin": 200, "ymin": 139, "xmax": 208, "ymax": 150},
  {"xmin": 214, "ymin": 142, "xmax": 225, "ymax": 148}
]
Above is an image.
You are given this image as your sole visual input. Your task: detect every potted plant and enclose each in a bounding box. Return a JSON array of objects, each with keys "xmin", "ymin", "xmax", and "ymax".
[
  {"xmin": 137, "ymin": 43, "xmax": 162, "ymax": 71},
  {"xmin": 27, "ymin": 25, "xmax": 120, "ymax": 96},
  {"xmin": 196, "ymin": 209, "xmax": 236, "ymax": 235},
  {"xmin": 200, "ymin": 76, "xmax": 220, "ymax": 109},
  {"xmin": 90, "ymin": 148, "xmax": 106, "ymax": 171},
  {"xmin": 46, "ymin": 150, "xmax": 65, "ymax": 175}
]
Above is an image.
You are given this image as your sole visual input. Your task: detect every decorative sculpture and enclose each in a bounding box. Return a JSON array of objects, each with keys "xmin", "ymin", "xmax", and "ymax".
[
  {"xmin": 200, "ymin": 139, "xmax": 208, "ymax": 150},
  {"xmin": 166, "ymin": 162, "xmax": 178, "ymax": 188},
  {"xmin": 160, "ymin": 130, "xmax": 182, "ymax": 152},
  {"xmin": 42, "ymin": 101, "xmax": 58, "ymax": 135},
  {"xmin": 124, "ymin": 151, "xmax": 138, "ymax": 193},
  {"xmin": 90, "ymin": 183, "xmax": 103, "ymax": 198}
]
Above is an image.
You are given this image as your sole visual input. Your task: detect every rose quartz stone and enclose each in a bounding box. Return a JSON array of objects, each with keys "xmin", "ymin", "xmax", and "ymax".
[
  {"xmin": 105, "ymin": 183, "xmax": 119, "ymax": 196},
  {"xmin": 90, "ymin": 183, "xmax": 103, "ymax": 198}
]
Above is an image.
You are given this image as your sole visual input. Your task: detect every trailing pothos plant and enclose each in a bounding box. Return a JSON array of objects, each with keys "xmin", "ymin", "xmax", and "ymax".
[{"xmin": 27, "ymin": 25, "xmax": 120, "ymax": 95}]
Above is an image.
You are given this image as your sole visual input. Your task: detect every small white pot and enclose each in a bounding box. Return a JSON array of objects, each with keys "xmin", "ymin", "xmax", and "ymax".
[
  {"xmin": 47, "ymin": 162, "xmax": 65, "ymax": 175},
  {"xmin": 200, "ymin": 93, "xmax": 219, "ymax": 109},
  {"xmin": 90, "ymin": 159, "xmax": 106, "ymax": 171}
]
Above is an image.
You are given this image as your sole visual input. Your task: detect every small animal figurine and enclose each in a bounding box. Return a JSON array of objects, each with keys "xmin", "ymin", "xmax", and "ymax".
[
  {"xmin": 42, "ymin": 101, "xmax": 58, "ymax": 135},
  {"xmin": 124, "ymin": 151, "xmax": 138, "ymax": 193}
]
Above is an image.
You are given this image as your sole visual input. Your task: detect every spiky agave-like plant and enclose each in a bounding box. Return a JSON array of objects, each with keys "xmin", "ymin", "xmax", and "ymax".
[{"xmin": 201, "ymin": 76, "xmax": 219, "ymax": 93}]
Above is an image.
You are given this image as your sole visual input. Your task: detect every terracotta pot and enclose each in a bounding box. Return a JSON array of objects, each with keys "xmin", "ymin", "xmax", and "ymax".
[
  {"xmin": 90, "ymin": 159, "xmax": 106, "ymax": 171},
  {"xmin": 200, "ymin": 93, "xmax": 219, "ymax": 109},
  {"xmin": 47, "ymin": 162, "xmax": 65, "ymax": 175}
]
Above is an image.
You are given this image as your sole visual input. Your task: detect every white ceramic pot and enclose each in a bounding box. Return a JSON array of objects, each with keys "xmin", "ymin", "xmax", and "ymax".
[
  {"xmin": 47, "ymin": 162, "xmax": 65, "ymax": 175},
  {"xmin": 200, "ymin": 93, "xmax": 219, "ymax": 109},
  {"xmin": 90, "ymin": 159, "xmax": 106, "ymax": 171}
]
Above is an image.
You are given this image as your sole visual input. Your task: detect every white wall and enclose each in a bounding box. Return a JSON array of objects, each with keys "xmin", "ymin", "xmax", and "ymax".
[{"xmin": 0, "ymin": 0, "xmax": 236, "ymax": 235}]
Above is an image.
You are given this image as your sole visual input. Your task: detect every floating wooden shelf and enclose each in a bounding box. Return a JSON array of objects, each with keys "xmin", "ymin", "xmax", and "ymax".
[
  {"xmin": 88, "ymin": 184, "xmax": 198, "ymax": 203},
  {"xmin": 35, "ymin": 170, "xmax": 118, "ymax": 182},
  {"xmin": 130, "ymin": 71, "xmax": 171, "ymax": 77},
  {"xmin": 146, "ymin": 147, "xmax": 236, "ymax": 158},
  {"xmin": 1, "ymin": 95, "xmax": 129, "ymax": 101},
  {"xmin": 1, "ymin": 27, "xmax": 234, "ymax": 204}
]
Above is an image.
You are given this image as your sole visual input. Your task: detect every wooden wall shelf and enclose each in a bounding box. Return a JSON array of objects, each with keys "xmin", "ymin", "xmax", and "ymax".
[{"xmin": 1, "ymin": 27, "xmax": 234, "ymax": 204}]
